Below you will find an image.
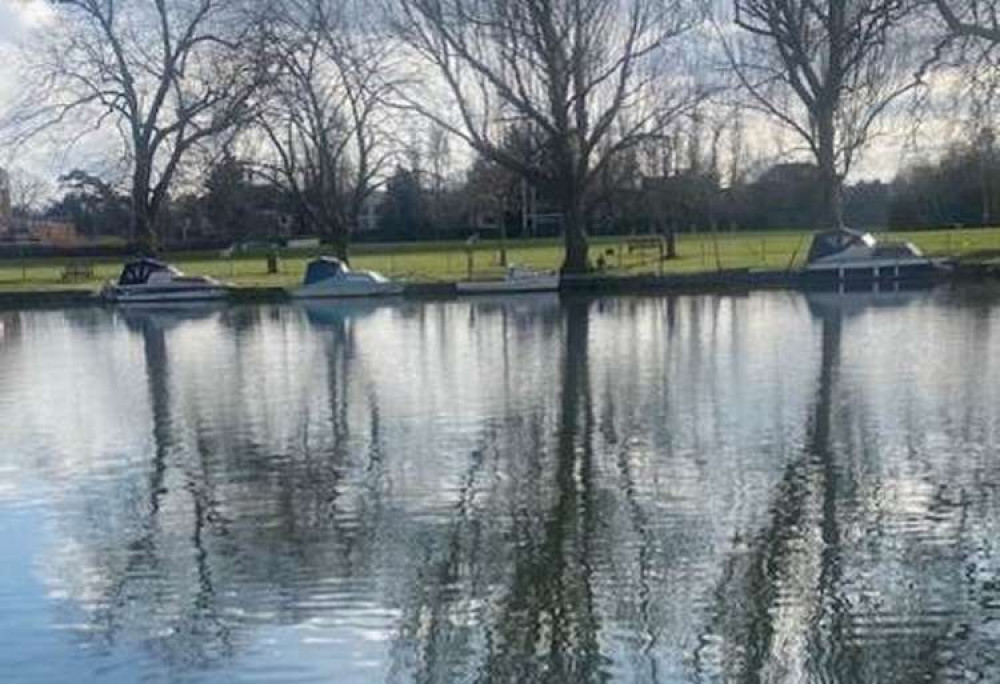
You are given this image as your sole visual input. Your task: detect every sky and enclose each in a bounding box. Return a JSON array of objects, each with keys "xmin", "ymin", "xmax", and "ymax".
[
  {"xmin": 0, "ymin": 0, "xmax": 58, "ymax": 179},
  {"xmin": 0, "ymin": 0, "xmax": 958, "ymax": 191},
  {"xmin": 0, "ymin": 0, "xmax": 49, "ymax": 42}
]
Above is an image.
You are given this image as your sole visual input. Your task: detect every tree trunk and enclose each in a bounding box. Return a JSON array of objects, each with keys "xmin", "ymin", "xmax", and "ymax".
[
  {"xmin": 131, "ymin": 199, "xmax": 157, "ymax": 255},
  {"xmin": 816, "ymin": 110, "xmax": 843, "ymax": 229},
  {"xmin": 131, "ymin": 156, "xmax": 158, "ymax": 254},
  {"xmin": 328, "ymin": 222, "xmax": 350, "ymax": 263},
  {"xmin": 666, "ymin": 220, "xmax": 677, "ymax": 259},
  {"xmin": 561, "ymin": 192, "xmax": 589, "ymax": 275}
]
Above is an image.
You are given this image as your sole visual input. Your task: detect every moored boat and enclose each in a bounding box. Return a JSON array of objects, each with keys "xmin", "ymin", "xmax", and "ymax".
[
  {"xmin": 801, "ymin": 228, "xmax": 950, "ymax": 286},
  {"xmin": 292, "ymin": 257, "xmax": 404, "ymax": 298},
  {"xmin": 101, "ymin": 258, "xmax": 230, "ymax": 303},
  {"xmin": 456, "ymin": 266, "xmax": 560, "ymax": 294}
]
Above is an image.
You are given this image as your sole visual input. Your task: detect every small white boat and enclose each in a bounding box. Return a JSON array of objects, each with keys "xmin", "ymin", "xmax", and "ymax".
[
  {"xmin": 802, "ymin": 228, "xmax": 950, "ymax": 285},
  {"xmin": 101, "ymin": 258, "xmax": 230, "ymax": 303},
  {"xmin": 293, "ymin": 257, "xmax": 404, "ymax": 298},
  {"xmin": 456, "ymin": 266, "xmax": 560, "ymax": 294}
]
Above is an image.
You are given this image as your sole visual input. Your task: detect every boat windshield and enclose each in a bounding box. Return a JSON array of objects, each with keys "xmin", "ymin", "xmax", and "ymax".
[
  {"xmin": 118, "ymin": 259, "xmax": 174, "ymax": 285},
  {"xmin": 873, "ymin": 242, "xmax": 923, "ymax": 258},
  {"xmin": 806, "ymin": 228, "xmax": 876, "ymax": 263},
  {"xmin": 303, "ymin": 258, "xmax": 347, "ymax": 285}
]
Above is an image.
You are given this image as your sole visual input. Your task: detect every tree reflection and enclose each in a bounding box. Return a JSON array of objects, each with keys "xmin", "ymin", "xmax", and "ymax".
[
  {"xmin": 700, "ymin": 289, "xmax": 1000, "ymax": 684},
  {"xmin": 479, "ymin": 296, "xmax": 604, "ymax": 684},
  {"xmin": 103, "ymin": 308, "xmax": 233, "ymax": 663},
  {"xmin": 695, "ymin": 297, "xmax": 849, "ymax": 683},
  {"xmin": 381, "ymin": 297, "xmax": 607, "ymax": 684},
  {"xmin": 14, "ymin": 292, "xmax": 1000, "ymax": 683}
]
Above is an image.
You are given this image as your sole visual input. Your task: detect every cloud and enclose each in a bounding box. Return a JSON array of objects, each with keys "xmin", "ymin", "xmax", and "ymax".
[
  {"xmin": 0, "ymin": 0, "xmax": 52, "ymax": 117},
  {"xmin": 0, "ymin": 0, "xmax": 52, "ymax": 46}
]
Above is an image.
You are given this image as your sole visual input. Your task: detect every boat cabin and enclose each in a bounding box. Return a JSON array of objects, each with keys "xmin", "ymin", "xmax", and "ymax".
[
  {"xmin": 806, "ymin": 228, "xmax": 923, "ymax": 266},
  {"xmin": 118, "ymin": 258, "xmax": 177, "ymax": 286},
  {"xmin": 806, "ymin": 228, "xmax": 875, "ymax": 264},
  {"xmin": 303, "ymin": 257, "xmax": 349, "ymax": 285}
]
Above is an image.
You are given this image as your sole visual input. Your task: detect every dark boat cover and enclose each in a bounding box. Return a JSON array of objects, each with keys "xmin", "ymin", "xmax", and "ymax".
[
  {"xmin": 303, "ymin": 257, "xmax": 347, "ymax": 285},
  {"xmin": 806, "ymin": 228, "xmax": 875, "ymax": 264},
  {"xmin": 873, "ymin": 242, "xmax": 923, "ymax": 258},
  {"xmin": 118, "ymin": 258, "xmax": 170, "ymax": 285}
]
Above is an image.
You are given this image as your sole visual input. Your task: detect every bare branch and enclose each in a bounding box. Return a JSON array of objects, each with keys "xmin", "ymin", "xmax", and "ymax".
[
  {"xmin": 2, "ymin": 0, "xmax": 269, "ymax": 250},
  {"xmin": 388, "ymin": 0, "xmax": 703, "ymax": 272}
]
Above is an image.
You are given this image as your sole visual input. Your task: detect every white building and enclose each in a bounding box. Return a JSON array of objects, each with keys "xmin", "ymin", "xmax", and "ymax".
[{"xmin": 357, "ymin": 191, "xmax": 383, "ymax": 233}]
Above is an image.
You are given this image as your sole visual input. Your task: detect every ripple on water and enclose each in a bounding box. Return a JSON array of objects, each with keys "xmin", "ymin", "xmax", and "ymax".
[{"xmin": 1, "ymin": 292, "xmax": 1000, "ymax": 682}]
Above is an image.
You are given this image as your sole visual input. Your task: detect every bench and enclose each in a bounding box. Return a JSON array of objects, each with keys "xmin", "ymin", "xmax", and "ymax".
[{"xmin": 61, "ymin": 262, "xmax": 94, "ymax": 281}]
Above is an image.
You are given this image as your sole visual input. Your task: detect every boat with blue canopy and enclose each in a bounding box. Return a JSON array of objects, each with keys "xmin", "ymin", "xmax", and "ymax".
[{"xmin": 293, "ymin": 257, "xmax": 404, "ymax": 298}]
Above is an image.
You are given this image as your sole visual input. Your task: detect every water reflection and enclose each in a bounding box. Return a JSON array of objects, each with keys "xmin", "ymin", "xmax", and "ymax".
[{"xmin": 0, "ymin": 289, "xmax": 999, "ymax": 682}]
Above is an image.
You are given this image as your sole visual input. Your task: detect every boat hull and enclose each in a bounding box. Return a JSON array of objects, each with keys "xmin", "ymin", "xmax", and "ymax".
[
  {"xmin": 456, "ymin": 276, "xmax": 560, "ymax": 294},
  {"xmin": 102, "ymin": 285, "xmax": 231, "ymax": 303},
  {"xmin": 801, "ymin": 258, "xmax": 949, "ymax": 287}
]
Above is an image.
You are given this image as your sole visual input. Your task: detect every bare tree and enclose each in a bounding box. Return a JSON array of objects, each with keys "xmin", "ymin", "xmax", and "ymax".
[
  {"xmin": 390, "ymin": 0, "xmax": 703, "ymax": 273},
  {"xmin": 425, "ymin": 123, "xmax": 451, "ymax": 240},
  {"xmin": 3, "ymin": 0, "xmax": 268, "ymax": 251},
  {"xmin": 6, "ymin": 167, "xmax": 51, "ymax": 216},
  {"xmin": 934, "ymin": 0, "xmax": 1000, "ymax": 41},
  {"xmin": 722, "ymin": 0, "xmax": 927, "ymax": 227},
  {"xmin": 254, "ymin": 0, "xmax": 393, "ymax": 261}
]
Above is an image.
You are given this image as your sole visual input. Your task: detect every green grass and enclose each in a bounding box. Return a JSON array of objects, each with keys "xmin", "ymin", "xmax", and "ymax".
[{"xmin": 2, "ymin": 227, "xmax": 999, "ymax": 293}]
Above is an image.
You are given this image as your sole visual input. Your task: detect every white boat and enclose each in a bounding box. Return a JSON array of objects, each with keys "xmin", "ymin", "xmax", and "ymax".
[
  {"xmin": 101, "ymin": 258, "xmax": 230, "ymax": 303},
  {"xmin": 802, "ymin": 228, "xmax": 950, "ymax": 284},
  {"xmin": 292, "ymin": 257, "xmax": 404, "ymax": 298},
  {"xmin": 456, "ymin": 266, "xmax": 560, "ymax": 294}
]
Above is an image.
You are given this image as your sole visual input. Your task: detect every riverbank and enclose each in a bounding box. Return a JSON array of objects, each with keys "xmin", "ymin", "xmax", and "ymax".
[
  {"xmin": 2, "ymin": 227, "xmax": 1000, "ymax": 294},
  {"xmin": 3, "ymin": 260, "xmax": 999, "ymax": 310}
]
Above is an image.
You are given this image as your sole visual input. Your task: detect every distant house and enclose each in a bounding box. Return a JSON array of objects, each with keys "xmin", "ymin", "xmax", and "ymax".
[
  {"xmin": 247, "ymin": 209, "xmax": 295, "ymax": 240},
  {"xmin": 0, "ymin": 167, "xmax": 79, "ymax": 246},
  {"xmin": 28, "ymin": 219, "xmax": 78, "ymax": 245},
  {"xmin": 357, "ymin": 192, "xmax": 383, "ymax": 233},
  {"xmin": 1, "ymin": 217, "xmax": 79, "ymax": 246}
]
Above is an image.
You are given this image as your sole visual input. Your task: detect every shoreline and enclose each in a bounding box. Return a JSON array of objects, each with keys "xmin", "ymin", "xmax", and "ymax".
[{"xmin": 2, "ymin": 263, "xmax": 998, "ymax": 310}]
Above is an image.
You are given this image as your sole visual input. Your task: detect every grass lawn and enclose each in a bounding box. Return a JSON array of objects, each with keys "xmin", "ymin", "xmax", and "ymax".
[{"xmin": 1, "ymin": 227, "xmax": 999, "ymax": 293}]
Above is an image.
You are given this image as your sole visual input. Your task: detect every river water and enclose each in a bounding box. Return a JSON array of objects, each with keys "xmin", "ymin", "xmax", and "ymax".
[{"xmin": 1, "ymin": 288, "xmax": 998, "ymax": 683}]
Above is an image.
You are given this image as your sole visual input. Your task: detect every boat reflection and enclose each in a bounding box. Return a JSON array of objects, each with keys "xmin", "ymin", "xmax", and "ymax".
[
  {"xmin": 2, "ymin": 291, "xmax": 999, "ymax": 682},
  {"xmin": 115, "ymin": 300, "xmax": 227, "ymax": 331}
]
